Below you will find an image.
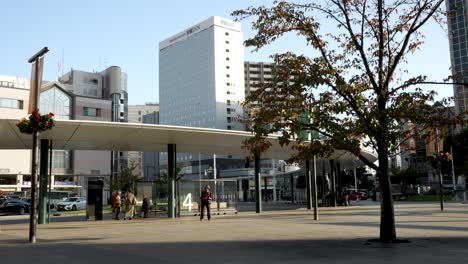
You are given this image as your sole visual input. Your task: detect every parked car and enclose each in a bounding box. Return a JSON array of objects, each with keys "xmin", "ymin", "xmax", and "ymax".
[
  {"xmin": 0, "ymin": 199, "xmax": 30, "ymax": 215},
  {"xmin": 348, "ymin": 191, "xmax": 369, "ymax": 201},
  {"xmin": 56, "ymin": 197, "xmax": 86, "ymax": 211}
]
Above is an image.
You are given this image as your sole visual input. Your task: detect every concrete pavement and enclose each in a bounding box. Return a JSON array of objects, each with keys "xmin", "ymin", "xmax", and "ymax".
[{"xmin": 1, "ymin": 202, "xmax": 468, "ymax": 264}]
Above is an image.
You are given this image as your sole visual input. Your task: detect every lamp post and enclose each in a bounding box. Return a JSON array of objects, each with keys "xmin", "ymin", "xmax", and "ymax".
[
  {"xmin": 434, "ymin": 126, "xmax": 444, "ymax": 211},
  {"xmin": 27, "ymin": 47, "xmax": 49, "ymax": 243}
]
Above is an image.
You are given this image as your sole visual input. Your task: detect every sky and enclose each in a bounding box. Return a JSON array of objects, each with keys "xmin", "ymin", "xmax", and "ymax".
[{"xmin": 0, "ymin": 0, "xmax": 453, "ymax": 105}]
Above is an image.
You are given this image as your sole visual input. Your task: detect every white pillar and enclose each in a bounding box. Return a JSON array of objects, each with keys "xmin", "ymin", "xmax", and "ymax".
[{"xmin": 17, "ymin": 174, "xmax": 23, "ymax": 191}]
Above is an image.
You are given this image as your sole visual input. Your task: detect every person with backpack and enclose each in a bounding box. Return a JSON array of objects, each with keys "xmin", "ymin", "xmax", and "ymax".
[{"xmin": 114, "ymin": 191, "xmax": 122, "ymax": 220}]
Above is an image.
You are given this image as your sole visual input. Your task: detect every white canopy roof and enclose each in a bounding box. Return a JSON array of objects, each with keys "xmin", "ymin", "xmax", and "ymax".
[{"xmin": 0, "ymin": 119, "xmax": 377, "ymax": 165}]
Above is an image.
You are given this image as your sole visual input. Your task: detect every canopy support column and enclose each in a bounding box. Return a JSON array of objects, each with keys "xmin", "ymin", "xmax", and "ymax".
[
  {"xmin": 168, "ymin": 144, "xmax": 176, "ymax": 218},
  {"xmin": 254, "ymin": 152, "xmax": 261, "ymax": 213}
]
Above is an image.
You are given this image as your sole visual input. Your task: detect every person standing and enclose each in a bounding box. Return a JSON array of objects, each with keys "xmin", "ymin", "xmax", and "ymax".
[
  {"xmin": 124, "ymin": 191, "xmax": 136, "ymax": 220},
  {"xmin": 114, "ymin": 191, "xmax": 122, "ymax": 220},
  {"xmin": 200, "ymin": 185, "xmax": 213, "ymax": 221},
  {"xmin": 142, "ymin": 196, "xmax": 150, "ymax": 218},
  {"xmin": 110, "ymin": 191, "xmax": 117, "ymax": 219}
]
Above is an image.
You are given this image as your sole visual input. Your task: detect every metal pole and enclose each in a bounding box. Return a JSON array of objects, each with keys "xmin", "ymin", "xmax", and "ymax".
[
  {"xmin": 305, "ymin": 159, "xmax": 312, "ymax": 210},
  {"xmin": 330, "ymin": 160, "xmax": 336, "ymax": 207},
  {"xmin": 435, "ymin": 127, "xmax": 444, "ymax": 211},
  {"xmin": 353, "ymin": 162, "xmax": 358, "ymax": 193},
  {"xmin": 47, "ymin": 141, "xmax": 52, "ymax": 224},
  {"xmin": 38, "ymin": 139, "xmax": 49, "ymax": 224},
  {"xmin": 451, "ymin": 146, "xmax": 456, "ymax": 191},
  {"xmin": 28, "ymin": 48, "xmax": 48, "ymax": 243},
  {"xmin": 29, "ymin": 130, "xmax": 39, "ymax": 243},
  {"xmin": 167, "ymin": 144, "xmax": 176, "ymax": 218},
  {"xmin": 272, "ymin": 159, "xmax": 277, "ymax": 201},
  {"xmin": 254, "ymin": 152, "xmax": 261, "ymax": 213},
  {"xmin": 214, "ymin": 154, "xmax": 219, "ymax": 213},
  {"xmin": 198, "ymin": 153, "xmax": 201, "ymax": 204},
  {"xmin": 290, "ymin": 173, "xmax": 295, "ymax": 204},
  {"xmin": 312, "ymin": 155, "xmax": 318, "ymax": 220}
]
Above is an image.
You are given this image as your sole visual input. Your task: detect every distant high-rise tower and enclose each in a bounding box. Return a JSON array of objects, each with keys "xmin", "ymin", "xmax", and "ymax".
[
  {"xmin": 447, "ymin": 0, "xmax": 468, "ymax": 116},
  {"xmin": 159, "ymin": 16, "xmax": 245, "ymax": 131},
  {"xmin": 159, "ymin": 16, "xmax": 245, "ymax": 165}
]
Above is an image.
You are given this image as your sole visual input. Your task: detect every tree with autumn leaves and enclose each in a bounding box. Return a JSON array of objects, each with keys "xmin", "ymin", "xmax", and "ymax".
[{"xmin": 233, "ymin": 0, "xmax": 466, "ymax": 242}]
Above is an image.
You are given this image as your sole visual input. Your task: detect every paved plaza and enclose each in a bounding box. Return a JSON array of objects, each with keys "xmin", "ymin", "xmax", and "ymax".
[{"xmin": 1, "ymin": 202, "xmax": 468, "ymax": 264}]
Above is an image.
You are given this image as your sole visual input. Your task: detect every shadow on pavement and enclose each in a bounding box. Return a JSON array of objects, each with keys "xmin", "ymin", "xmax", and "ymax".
[{"xmin": 0, "ymin": 237, "xmax": 467, "ymax": 264}]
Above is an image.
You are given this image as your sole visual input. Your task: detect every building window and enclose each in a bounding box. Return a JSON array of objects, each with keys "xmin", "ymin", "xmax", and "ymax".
[
  {"xmin": 226, "ymin": 57, "xmax": 230, "ymax": 61},
  {"xmin": 227, "ymin": 125, "xmax": 232, "ymax": 130},
  {"xmin": 84, "ymin": 107, "xmax": 100, "ymax": 117},
  {"xmin": 138, "ymin": 117, "xmax": 141, "ymax": 122},
  {"xmin": 226, "ymin": 83, "xmax": 231, "ymax": 86},
  {"xmin": 227, "ymin": 91, "xmax": 231, "ymax": 95},
  {"xmin": 227, "ymin": 100, "xmax": 231, "ymax": 106},
  {"xmin": 120, "ymin": 98, "xmax": 124, "ymax": 104},
  {"xmin": 226, "ymin": 74, "xmax": 230, "ymax": 78},
  {"xmin": 225, "ymin": 40, "xmax": 229, "ymax": 44},
  {"xmin": 226, "ymin": 66, "xmax": 230, "ymax": 69},
  {"xmin": 52, "ymin": 150, "xmax": 71, "ymax": 170},
  {"xmin": 138, "ymin": 110, "xmax": 141, "ymax": 115},
  {"xmin": 225, "ymin": 32, "xmax": 229, "ymax": 36},
  {"xmin": 227, "ymin": 117, "xmax": 232, "ymax": 123},
  {"xmin": 226, "ymin": 49, "xmax": 230, "ymax": 52},
  {"xmin": 0, "ymin": 98, "xmax": 23, "ymax": 109},
  {"xmin": 120, "ymin": 112, "xmax": 124, "ymax": 117}
]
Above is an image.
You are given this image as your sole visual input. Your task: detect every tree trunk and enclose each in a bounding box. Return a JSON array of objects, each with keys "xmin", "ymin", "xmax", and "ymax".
[{"xmin": 377, "ymin": 148, "xmax": 397, "ymax": 242}]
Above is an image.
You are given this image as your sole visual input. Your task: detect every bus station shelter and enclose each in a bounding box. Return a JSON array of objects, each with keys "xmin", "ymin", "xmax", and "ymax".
[{"xmin": 0, "ymin": 118, "xmax": 377, "ymax": 218}]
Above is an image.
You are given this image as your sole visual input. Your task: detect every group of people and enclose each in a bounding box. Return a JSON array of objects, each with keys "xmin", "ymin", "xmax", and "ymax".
[
  {"xmin": 108, "ymin": 185, "xmax": 213, "ymax": 221},
  {"xmin": 110, "ymin": 190, "xmax": 144, "ymax": 220}
]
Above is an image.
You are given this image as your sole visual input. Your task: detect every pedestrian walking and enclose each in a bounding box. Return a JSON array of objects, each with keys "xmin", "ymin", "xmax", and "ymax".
[
  {"xmin": 124, "ymin": 191, "xmax": 137, "ymax": 220},
  {"xmin": 114, "ymin": 191, "xmax": 122, "ymax": 220},
  {"xmin": 200, "ymin": 185, "xmax": 213, "ymax": 221}
]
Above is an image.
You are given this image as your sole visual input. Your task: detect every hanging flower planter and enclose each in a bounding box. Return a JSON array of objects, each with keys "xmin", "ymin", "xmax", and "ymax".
[{"xmin": 16, "ymin": 111, "xmax": 55, "ymax": 134}]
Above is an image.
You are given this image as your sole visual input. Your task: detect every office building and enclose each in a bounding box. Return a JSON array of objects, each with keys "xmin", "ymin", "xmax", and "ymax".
[
  {"xmin": 159, "ymin": 16, "xmax": 245, "ymax": 170},
  {"xmin": 142, "ymin": 111, "xmax": 160, "ymax": 179},
  {"xmin": 0, "ymin": 66, "xmax": 129, "ymax": 194},
  {"xmin": 128, "ymin": 103, "xmax": 160, "ymax": 177},
  {"xmin": 447, "ymin": 0, "xmax": 468, "ymax": 117},
  {"xmin": 0, "ymin": 76, "xmax": 31, "ymax": 192},
  {"xmin": 58, "ymin": 66, "xmax": 128, "ymax": 182},
  {"xmin": 159, "ymin": 16, "xmax": 244, "ymax": 132}
]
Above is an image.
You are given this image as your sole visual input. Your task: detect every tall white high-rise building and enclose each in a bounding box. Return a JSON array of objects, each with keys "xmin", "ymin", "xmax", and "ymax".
[{"xmin": 159, "ymin": 16, "xmax": 245, "ymax": 132}]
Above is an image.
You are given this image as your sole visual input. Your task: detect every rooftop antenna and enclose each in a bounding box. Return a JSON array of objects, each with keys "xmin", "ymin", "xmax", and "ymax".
[
  {"xmin": 61, "ymin": 48, "xmax": 65, "ymax": 76},
  {"xmin": 57, "ymin": 48, "xmax": 65, "ymax": 79}
]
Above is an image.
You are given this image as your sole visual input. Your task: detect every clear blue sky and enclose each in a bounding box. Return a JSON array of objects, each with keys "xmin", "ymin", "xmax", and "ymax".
[{"xmin": 0, "ymin": 0, "xmax": 453, "ymax": 105}]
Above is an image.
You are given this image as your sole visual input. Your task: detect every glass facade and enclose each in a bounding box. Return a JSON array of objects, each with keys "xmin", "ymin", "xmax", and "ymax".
[
  {"xmin": 40, "ymin": 87, "xmax": 71, "ymax": 120},
  {"xmin": 40, "ymin": 87, "xmax": 72, "ymax": 171},
  {"xmin": 447, "ymin": 0, "xmax": 468, "ymax": 114}
]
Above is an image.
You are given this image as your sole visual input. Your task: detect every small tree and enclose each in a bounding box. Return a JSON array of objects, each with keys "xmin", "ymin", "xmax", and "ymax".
[
  {"xmin": 111, "ymin": 162, "xmax": 141, "ymax": 193},
  {"xmin": 233, "ymin": 0, "xmax": 466, "ymax": 242}
]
